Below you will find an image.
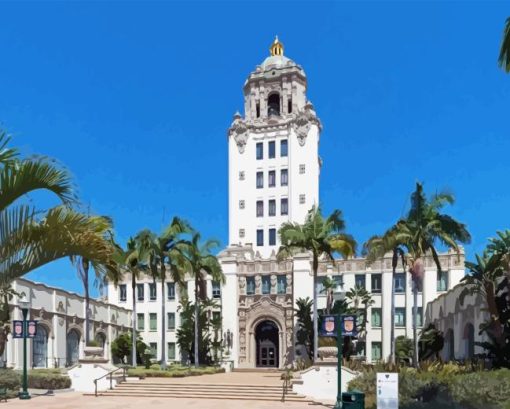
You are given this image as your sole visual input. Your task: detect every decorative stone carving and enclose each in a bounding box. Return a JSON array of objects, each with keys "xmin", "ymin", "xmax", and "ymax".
[
  {"xmin": 255, "ymin": 275, "xmax": 261, "ymax": 291},
  {"xmin": 228, "ymin": 113, "xmax": 249, "ymax": 153},
  {"xmin": 57, "ymin": 301, "xmax": 65, "ymax": 313},
  {"xmin": 270, "ymin": 274, "xmax": 277, "ymax": 294},
  {"xmin": 292, "ymin": 102, "xmax": 321, "ymax": 146},
  {"xmin": 239, "ymin": 276, "xmax": 246, "ymax": 295},
  {"xmin": 286, "ymin": 273, "xmax": 292, "ymax": 287}
]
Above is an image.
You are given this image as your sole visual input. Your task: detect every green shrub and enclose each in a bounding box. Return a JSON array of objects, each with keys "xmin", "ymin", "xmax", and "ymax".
[
  {"xmin": 0, "ymin": 369, "xmax": 21, "ymax": 398},
  {"xmin": 27, "ymin": 371, "xmax": 71, "ymax": 390},
  {"xmin": 86, "ymin": 340, "xmax": 99, "ymax": 347},
  {"xmin": 127, "ymin": 366, "xmax": 224, "ymax": 379}
]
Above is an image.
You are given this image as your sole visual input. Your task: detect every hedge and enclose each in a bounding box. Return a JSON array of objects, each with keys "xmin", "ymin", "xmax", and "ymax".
[{"xmin": 127, "ymin": 366, "xmax": 225, "ymax": 379}]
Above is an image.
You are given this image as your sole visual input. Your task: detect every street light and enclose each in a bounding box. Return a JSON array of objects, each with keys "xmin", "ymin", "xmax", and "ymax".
[
  {"xmin": 18, "ymin": 299, "xmax": 31, "ymax": 400},
  {"xmin": 333, "ymin": 285, "xmax": 346, "ymax": 409}
]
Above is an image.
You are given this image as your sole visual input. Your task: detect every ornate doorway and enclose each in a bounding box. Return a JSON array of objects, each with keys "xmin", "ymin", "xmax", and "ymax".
[
  {"xmin": 255, "ymin": 320, "xmax": 279, "ymax": 367},
  {"xmin": 66, "ymin": 329, "xmax": 80, "ymax": 366}
]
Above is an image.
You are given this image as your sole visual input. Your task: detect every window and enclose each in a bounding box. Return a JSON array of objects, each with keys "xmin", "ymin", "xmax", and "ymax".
[
  {"xmin": 167, "ymin": 342, "xmax": 176, "ymax": 360},
  {"xmin": 268, "ymin": 93, "xmax": 280, "ymax": 116},
  {"xmin": 239, "ymin": 200, "xmax": 245, "ymax": 209},
  {"xmin": 167, "ymin": 312, "xmax": 175, "ymax": 330},
  {"xmin": 137, "ymin": 313, "xmax": 145, "ymax": 331},
  {"xmin": 256, "ymin": 229, "xmax": 263, "ymax": 246},
  {"xmin": 262, "ymin": 276, "xmax": 271, "ymax": 294},
  {"xmin": 149, "ymin": 342, "xmax": 157, "ymax": 357},
  {"xmin": 281, "ymin": 169, "xmax": 288, "ymax": 186},
  {"xmin": 355, "ymin": 274, "xmax": 366, "ymax": 289},
  {"xmin": 213, "ymin": 311, "xmax": 221, "ymax": 322},
  {"xmin": 287, "ymin": 99, "xmax": 292, "ymax": 114},
  {"xmin": 149, "ymin": 313, "xmax": 157, "ymax": 331},
  {"xmin": 277, "ymin": 275, "xmax": 287, "ymax": 294},
  {"xmin": 394, "ymin": 273, "xmax": 405, "ymax": 293},
  {"xmin": 299, "ymin": 164, "xmax": 305, "ymax": 174},
  {"xmin": 299, "ymin": 194, "xmax": 306, "ymax": 204},
  {"xmin": 247, "ymin": 277, "xmax": 255, "ymax": 295},
  {"xmin": 437, "ymin": 271, "xmax": 448, "ymax": 292},
  {"xmin": 239, "ymin": 229, "xmax": 245, "ymax": 238},
  {"xmin": 371, "ymin": 274, "xmax": 382, "ymax": 293},
  {"xmin": 256, "ymin": 142, "xmax": 263, "ymax": 160},
  {"xmin": 256, "ymin": 171, "xmax": 263, "ymax": 188},
  {"xmin": 269, "ymin": 228, "xmax": 276, "ymax": 246},
  {"xmin": 281, "ymin": 140, "xmax": 288, "ymax": 157},
  {"xmin": 119, "ymin": 284, "xmax": 127, "ymax": 302},
  {"xmin": 256, "ymin": 200, "xmax": 264, "ymax": 217},
  {"xmin": 149, "ymin": 283, "xmax": 157, "ymax": 301},
  {"xmin": 415, "ymin": 307, "xmax": 423, "ymax": 327},
  {"xmin": 395, "ymin": 308, "xmax": 406, "ymax": 327},
  {"xmin": 212, "ymin": 281, "xmax": 221, "ymax": 298},
  {"xmin": 268, "ymin": 170, "xmax": 276, "ymax": 187},
  {"xmin": 269, "ymin": 141, "xmax": 275, "ymax": 158},
  {"xmin": 239, "ymin": 171, "xmax": 245, "ymax": 180},
  {"xmin": 268, "ymin": 200, "xmax": 276, "ymax": 216},
  {"xmin": 167, "ymin": 282, "xmax": 175, "ymax": 300},
  {"xmin": 317, "ymin": 277, "xmax": 327, "ymax": 295},
  {"xmin": 281, "ymin": 198, "xmax": 288, "ymax": 215},
  {"xmin": 256, "ymin": 102, "xmax": 260, "ymax": 118},
  {"xmin": 137, "ymin": 283, "xmax": 145, "ymax": 301},
  {"xmin": 371, "ymin": 308, "xmax": 382, "ymax": 327},
  {"xmin": 371, "ymin": 342, "xmax": 382, "ymax": 361}
]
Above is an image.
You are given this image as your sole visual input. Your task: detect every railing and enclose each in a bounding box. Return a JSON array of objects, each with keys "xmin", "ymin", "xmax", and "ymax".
[{"xmin": 93, "ymin": 366, "xmax": 127, "ymax": 397}]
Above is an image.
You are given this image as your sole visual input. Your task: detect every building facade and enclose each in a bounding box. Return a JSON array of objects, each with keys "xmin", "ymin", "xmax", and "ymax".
[{"xmin": 4, "ymin": 278, "xmax": 131, "ymax": 369}]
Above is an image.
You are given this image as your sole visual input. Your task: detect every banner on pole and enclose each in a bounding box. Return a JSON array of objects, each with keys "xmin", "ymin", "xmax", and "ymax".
[
  {"xmin": 341, "ymin": 315, "xmax": 358, "ymax": 337},
  {"xmin": 319, "ymin": 315, "xmax": 337, "ymax": 337},
  {"xmin": 12, "ymin": 320, "xmax": 24, "ymax": 338},
  {"xmin": 27, "ymin": 321, "xmax": 37, "ymax": 338}
]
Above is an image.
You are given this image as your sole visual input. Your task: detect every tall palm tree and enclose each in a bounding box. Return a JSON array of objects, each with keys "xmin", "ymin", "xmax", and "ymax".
[
  {"xmin": 499, "ymin": 17, "xmax": 510, "ymax": 72},
  {"xmin": 180, "ymin": 231, "xmax": 224, "ymax": 367},
  {"xmin": 278, "ymin": 206, "xmax": 357, "ymax": 362},
  {"xmin": 112, "ymin": 237, "xmax": 143, "ymax": 366},
  {"xmin": 136, "ymin": 218, "xmax": 189, "ymax": 369}
]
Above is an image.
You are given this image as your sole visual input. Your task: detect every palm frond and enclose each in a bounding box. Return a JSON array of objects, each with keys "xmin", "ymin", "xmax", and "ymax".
[{"xmin": 499, "ymin": 17, "xmax": 510, "ymax": 72}]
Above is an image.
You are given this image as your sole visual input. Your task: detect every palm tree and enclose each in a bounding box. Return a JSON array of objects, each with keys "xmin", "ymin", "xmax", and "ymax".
[
  {"xmin": 136, "ymin": 218, "xmax": 190, "ymax": 369},
  {"xmin": 499, "ymin": 17, "xmax": 510, "ymax": 72},
  {"xmin": 180, "ymin": 231, "xmax": 224, "ymax": 367},
  {"xmin": 346, "ymin": 285, "xmax": 374, "ymax": 332},
  {"xmin": 112, "ymin": 237, "xmax": 143, "ymax": 366},
  {"xmin": 322, "ymin": 277, "xmax": 336, "ymax": 314},
  {"xmin": 278, "ymin": 206, "xmax": 357, "ymax": 362}
]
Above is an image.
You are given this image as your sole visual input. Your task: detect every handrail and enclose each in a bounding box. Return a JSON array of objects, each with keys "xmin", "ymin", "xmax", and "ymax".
[{"xmin": 93, "ymin": 366, "xmax": 127, "ymax": 397}]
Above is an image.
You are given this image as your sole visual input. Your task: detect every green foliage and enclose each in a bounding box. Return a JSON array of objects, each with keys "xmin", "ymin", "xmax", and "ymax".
[
  {"xmin": 111, "ymin": 332, "xmax": 148, "ymax": 365},
  {"xmin": 86, "ymin": 340, "xmax": 99, "ymax": 347},
  {"xmin": 0, "ymin": 369, "xmax": 21, "ymax": 398},
  {"xmin": 499, "ymin": 17, "xmax": 510, "ymax": 73},
  {"xmin": 396, "ymin": 336, "xmax": 414, "ymax": 365},
  {"xmin": 419, "ymin": 324, "xmax": 444, "ymax": 361},
  {"xmin": 27, "ymin": 370, "xmax": 71, "ymax": 389},
  {"xmin": 294, "ymin": 297, "xmax": 313, "ymax": 359},
  {"xmin": 127, "ymin": 366, "xmax": 224, "ymax": 379}
]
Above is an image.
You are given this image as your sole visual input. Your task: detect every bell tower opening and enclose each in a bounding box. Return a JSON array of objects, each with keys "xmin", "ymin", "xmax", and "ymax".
[{"xmin": 268, "ymin": 93, "xmax": 280, "ymax": 117}]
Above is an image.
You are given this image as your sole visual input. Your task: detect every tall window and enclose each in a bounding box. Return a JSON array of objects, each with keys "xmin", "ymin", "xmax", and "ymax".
[
  {"xmin": 395, "ymin": 308, "xmax": 406, "ymax": 327},
  {"xmin": 280, "ymin": 169, "xmax": 288, "ymax": 186},
  {"xmin": 317, "ymin": 277, "xmax": 327, "ymax": 295},
  {"xmin": 268, "ymin": 170, "xmax": 276, "ymax": 187},
  {"xmin": 137, "ymin": 313, "xmax": 145, "ymax": 331},
  {"xmin": 371, "ymin": 308, "xmax": 382, "ymax": 327},
  {"xmin": 262, "ymin": 276, "xmax": 271, "ymax": 294},
  {"xmin": 149, "ymin": 283, "xmax": 157, "ymax": 301},
  {"xmin": 269, "ymin": 228, "xmax": 276, "ymax": 246},
  {"xmin": 371, "ymin": 274, "xmax": 382, "ymax": 293},
  {"xmin": 277, "ymin": 275, "xmax": 287, "ymax": 294},
  {"xmin": 256, "ymin": 142, "xmax": 263, "ymax": 160},
  {"xmin": 355, "ymin": 274, "xmax": 366, "ymax": 289},
  {"xmin": 268, "ymin": 141, "xmax": 275, "ymax": 158},
  {"xmin": 247, "ymin": 277, "xmax": 255, "ymax": 295},
  {"xmin": 268, "ymin": 200, "xmax": 276, "ymax": 216},
  {"xmin": 137, "ymin": 283, "xmax": 145, "ymax": 301},
  {"xmin": 256, "ymin": 229, "xmax": 263, "ymax": 246},
  {"xmin": 281, "ymin": 140, "xmax": 288, "ymax": 157},
  {"xmin": 281, "ymin": 198, "xmax": 288, "ymax": 215},
  {"xmin": 149, "ymin": 313, "xmax": 157, "ymax": 331},
  {"xmin": 168, "ymin": 342, "xmax": 176, "ymax": 360},
  {"xmin": 256, "ymin": 200, "xmax": 264, "ymax": 217},
  {"xmin": 287, "ymin": 100, "xmax": 292, "ymax": 114},
  {"xmin": 437, "ymin": 271, "xmax": 448, "ymax": 292},
  {"xmin": 415, "ymin": 307, "xmax": 423, "ymax": 327},
  {"xmin": 167, "ymin": 282, "xmax": 175, "ymax": 300},
  {"xmin": 372, "ymin": 342, "xmax": 382, "ymax": 361},
  {"xmin": 394, "ymin": 273, "xmax": 405, "ymax": 293},
  {"xmin": 149, "ymin": 342, "xmax": 157, "ymax": 357},
  {"xmin": 256, "ymin": 102, "xmax": 260, "ymax": 118},
  {"xmin": 256, "ymin": 171, "xmax": 263, "ymax": 189},
  {"xmin": 167, "ymin": 312, "xmax": 175, "ymax": 331},
  {"xmin": 212, "ymin": 281, "xmax": 221, "ymax": 298},
  {"xmin": 119, "ymin": 284, "xmax": 127, "ymax": 302}
]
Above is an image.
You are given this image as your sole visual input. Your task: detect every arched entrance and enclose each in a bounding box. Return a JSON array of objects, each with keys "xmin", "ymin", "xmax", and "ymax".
[
  {"xmin": 463, "ymin": 323, "xmax": 475, "ymax": 359},
  {"xmin": 32, "ymin": 325, "xmax": 48, "ymax": 368},
  {"xmin": 66, "ymin": 329, "xmax": 80, "ymax": 366},
  {"xmin": 255, "ymin": 320, "xmax": 279, "ymax": 368}
]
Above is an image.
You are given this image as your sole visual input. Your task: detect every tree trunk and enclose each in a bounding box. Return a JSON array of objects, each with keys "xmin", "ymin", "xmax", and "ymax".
[
  {"xmin": 160, "ymin": 268, "xmax": 167, "ymax": 369},
  {"xmin": 390, "ymin": 252, "xmax": 396, "ymax": 365},
  {"xmin": 85, "ymin": 279, "xmax": 90, "ymax": 345},
  {"xmin": 413, "ymin": 279, "xmax": 419, "ymax": 368},
  {"xmin": 312, "ymin": 255, "xmax": 319, "ymax": 363},
  {"xmin": 131, "ymin": 272, "xmax": 137, "ymax": 366},
  {"xmin": 194, "ymin": 277, "xmax": 200, "ymax": 368}
]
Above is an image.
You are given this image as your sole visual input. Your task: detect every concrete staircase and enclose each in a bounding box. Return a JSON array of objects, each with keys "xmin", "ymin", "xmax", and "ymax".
[{"xmin": 92, "ymin": 380, "xmax": 313, "ymax": 403}]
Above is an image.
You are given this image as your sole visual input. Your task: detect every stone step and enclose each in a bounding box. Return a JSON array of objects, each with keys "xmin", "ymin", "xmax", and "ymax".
[
  {"xmin": 110, "ymin": 387, "xmax": 298, "ymax": 396},
  {"xmin": 115, "ymin": 383, "xmax": 285, "ymax": 391}
]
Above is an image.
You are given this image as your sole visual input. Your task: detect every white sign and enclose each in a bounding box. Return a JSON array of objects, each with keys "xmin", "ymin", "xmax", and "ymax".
[{"xmin": 377, "ymin": 372, "xmax": 398, "ymax": 409}]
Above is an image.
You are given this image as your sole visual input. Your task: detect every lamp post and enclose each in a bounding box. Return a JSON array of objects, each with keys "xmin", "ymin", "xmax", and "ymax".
[
  {"xmin": 333, "ymin": 284, "xmax": 346, "ymax": 409},
  {"xmin": 18, "ymin": 299, "xmax": 31, "ymax": 400}
]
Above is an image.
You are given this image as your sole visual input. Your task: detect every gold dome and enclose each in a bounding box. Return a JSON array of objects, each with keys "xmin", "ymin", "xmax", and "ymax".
[{"xmin": 269, "ymin": 36, "xmax": 284, "ymax": 56}]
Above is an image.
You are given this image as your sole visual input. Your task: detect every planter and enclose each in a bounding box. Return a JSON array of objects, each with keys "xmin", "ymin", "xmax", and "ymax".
[
  {"xmin": 318, "ymin": 346, "xmax": 338, "ymax": 361},
  {"xmin": 83, "ymin": 346, "xmax": 104, "ymax": 358}
]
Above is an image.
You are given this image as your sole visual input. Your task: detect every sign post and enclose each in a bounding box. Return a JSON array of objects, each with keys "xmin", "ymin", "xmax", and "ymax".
[
  {"xmin": 14, "ymin": 302, "xmax": 36, "ymax": 400},
  {"xmin": 377, "ymin": 372, "xmax": 398, "ymax": 409}
]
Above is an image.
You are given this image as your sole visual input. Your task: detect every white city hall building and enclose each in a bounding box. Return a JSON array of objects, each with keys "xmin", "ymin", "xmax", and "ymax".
[{"xmin": 108, "ymin": 38, "xmax": 466, "ymax": 368}]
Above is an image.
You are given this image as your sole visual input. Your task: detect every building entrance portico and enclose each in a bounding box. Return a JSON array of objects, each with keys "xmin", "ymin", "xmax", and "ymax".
[{"xmin": 255, "ymin": 320, "xmax": 279, "ymax": 367}]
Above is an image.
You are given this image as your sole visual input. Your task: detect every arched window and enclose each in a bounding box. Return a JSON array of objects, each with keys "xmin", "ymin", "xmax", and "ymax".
[
  {"xmin": 463, "ymin": 323, "xmax": 475, "ymax": 359},
  {"xmin": 66, "ymin": 329, "xmax": 80, "ymax": 366},
  {"xmin": 268, "ymin": 93, "xmax": 280, "ymax": 117},
  {"xmin": 443, "ymin": 328, "xmax": 454, "ymax": 361},
  {"xmin": 95, "ymin": 332, "xmax": 106, "ymax": 349},
  {"xmin": 33, "ymin": 325, "xmax": 48, "ymax": 368}
]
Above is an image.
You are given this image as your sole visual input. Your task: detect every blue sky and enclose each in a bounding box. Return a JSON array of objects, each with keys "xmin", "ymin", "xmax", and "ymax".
[{"xmin": 1, "ymin": 1, "xmax": 509, "ymax": 297}]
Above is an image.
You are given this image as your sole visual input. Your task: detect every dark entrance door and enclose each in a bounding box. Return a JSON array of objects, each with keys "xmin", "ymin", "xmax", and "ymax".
[{"xmin": 255, "ymin": 320, "xmax": 279, "ymax": 368}]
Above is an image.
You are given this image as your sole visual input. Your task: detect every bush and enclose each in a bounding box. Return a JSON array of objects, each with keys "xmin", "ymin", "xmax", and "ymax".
[
  {"xmin": 127, "ymin": 366, "xmax": 225, "ymax": 379},
  {"xmin": 0, "ymin": 369, "xmax": 21, "ymax": 399},
  {"xmin": 28, "ymin": 369, "xmax": 71, "ymax": 390}
]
